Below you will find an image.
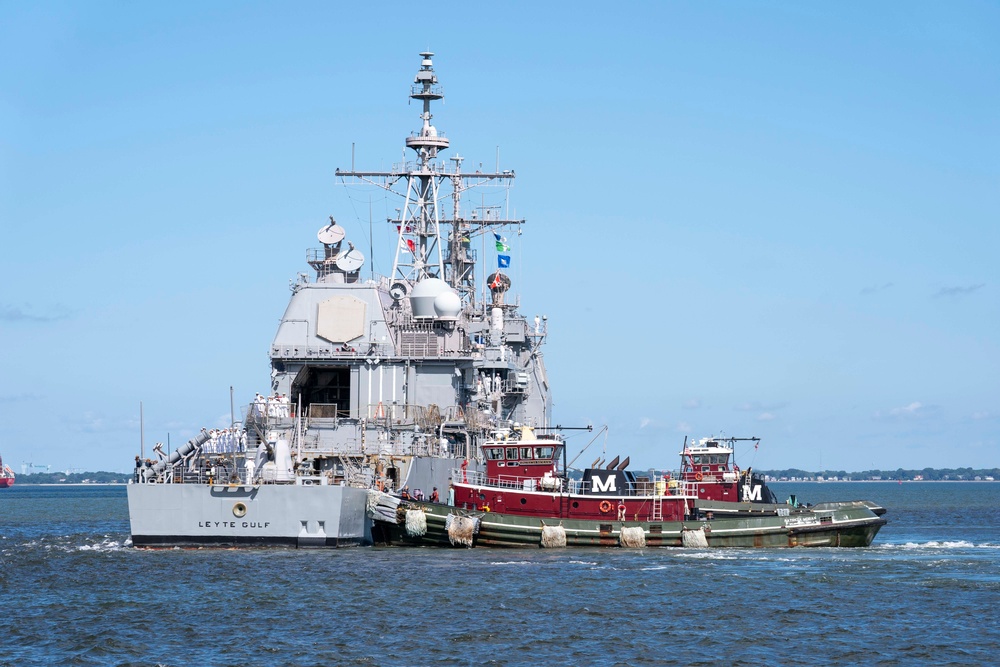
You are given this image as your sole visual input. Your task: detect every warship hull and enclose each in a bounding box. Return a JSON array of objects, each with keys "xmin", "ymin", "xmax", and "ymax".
[
  {"xmin": 128, "ymin": 483, "xmax": 371, "ymax": 548},
  {"xmin": 370, "ymin": 495, "xmax": 886, "ymax": 549}
]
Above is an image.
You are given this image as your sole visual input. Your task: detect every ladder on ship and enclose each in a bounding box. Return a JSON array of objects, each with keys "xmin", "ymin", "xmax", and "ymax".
[{"xmin": 650, "ymin": 481, "xmax": 663, "ymax": 521}]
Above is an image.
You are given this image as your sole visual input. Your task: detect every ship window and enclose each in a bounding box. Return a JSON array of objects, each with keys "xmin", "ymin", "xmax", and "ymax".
[
  {"xmin": 520, "ymin": 497, "xmax": 527, "ymax": 505},
  {"xmin": 534, "ymin": 446, "xmax": 555, "ymax": 459},
  {"xmin": 485, "ymin": 448, "xmax": 504, "ymax": 461},
  {"xmin": 692, "ymin": 455, "xmax": 703, "ymax": 464},
  {"xmin": 520, "ymin": 447, "xmax": 533, "ymax": 459},
  {"xmin": 505, "ymin": 447, "xmax": 518, "ymax": 460}
]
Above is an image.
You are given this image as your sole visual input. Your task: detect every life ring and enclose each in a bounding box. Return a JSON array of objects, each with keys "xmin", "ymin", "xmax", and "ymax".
[
  {"xmin": 695, "ymin": 472, "xmax": 704, "ymax": 481},
  {"xmin": 599, "ymin": 500, "xmax": 613, "ymax": 514},
  {"xmin": 233, "ymin": 502, "xmax": 247, "ymax": 518}
]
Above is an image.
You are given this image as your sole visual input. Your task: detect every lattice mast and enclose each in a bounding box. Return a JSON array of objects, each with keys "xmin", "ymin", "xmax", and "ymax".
[{"xmin": 335, "ymin": 52, "xmax": 523, "ymax": 304}]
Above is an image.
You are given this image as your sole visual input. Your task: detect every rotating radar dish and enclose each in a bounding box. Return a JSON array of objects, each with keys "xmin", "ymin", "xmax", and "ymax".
[
  {"xmin": 318, "ymin": 223, "xmax": 346, "ymax": 245},
  {"xmin": 335, "ymin": 247, "xmax": 365, "ymax": 272}
]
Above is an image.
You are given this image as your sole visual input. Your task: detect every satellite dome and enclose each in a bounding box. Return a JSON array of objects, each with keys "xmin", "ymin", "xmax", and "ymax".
[
  {"xmin": 433, "ymin": 289, "xmax": 461, "ymax": 320},
  {"xmin": 409, "ymin": 278, "xmax": 449, "ymax": 319}
]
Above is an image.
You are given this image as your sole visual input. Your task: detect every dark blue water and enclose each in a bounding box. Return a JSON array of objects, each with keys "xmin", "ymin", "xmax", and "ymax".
[{"xmin": 2, "ymin": 482, "xmax": 998, "ymax": 666}]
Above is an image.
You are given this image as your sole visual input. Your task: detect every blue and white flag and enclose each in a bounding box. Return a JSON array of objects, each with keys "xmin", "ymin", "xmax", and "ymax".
[{"xmin": 497, "ymin": 254, "xmax": 511, "ymax": 268}]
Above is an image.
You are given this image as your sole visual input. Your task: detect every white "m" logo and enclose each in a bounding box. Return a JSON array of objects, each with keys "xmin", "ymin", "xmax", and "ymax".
[
  {"xmin": 742, "ymin": 484, "xmax": 762, "ymax": 501},
  {"xmin": 592, "ymin": 476, "xmax": 617, "ymax": 493}
]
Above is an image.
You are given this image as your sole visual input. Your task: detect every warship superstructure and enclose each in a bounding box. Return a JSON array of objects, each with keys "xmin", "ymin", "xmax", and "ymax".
[{"xmin": 127, "ymin": 52, "xmax": 552, "ymax": 547}]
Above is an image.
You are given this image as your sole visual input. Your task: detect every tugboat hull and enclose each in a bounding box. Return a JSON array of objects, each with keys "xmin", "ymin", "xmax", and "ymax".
[{"xmin": 370, "ymin": 494, "xmax": 886, "ymax": 549}]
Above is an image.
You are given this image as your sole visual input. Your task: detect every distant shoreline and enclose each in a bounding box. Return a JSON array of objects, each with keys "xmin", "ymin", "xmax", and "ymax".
[{"xmin": 768, "ymin": 479, "xmax": 999, "ymax": 483}]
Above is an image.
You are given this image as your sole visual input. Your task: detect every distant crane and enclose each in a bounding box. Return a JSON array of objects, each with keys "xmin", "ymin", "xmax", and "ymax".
[{"xmin": 21, "ymin": 462, "xmax": 51, "ymax": 474}]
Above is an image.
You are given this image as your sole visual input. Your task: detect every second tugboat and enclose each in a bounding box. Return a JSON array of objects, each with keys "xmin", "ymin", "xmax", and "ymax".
[{"xmin": 128, "ymin": 53, "xmax": 553, "ymax": 547}]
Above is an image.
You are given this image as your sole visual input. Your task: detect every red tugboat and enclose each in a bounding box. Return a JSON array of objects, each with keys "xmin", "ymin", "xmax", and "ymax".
[
  {"xmin": 677, "ymin": 436, "xmax": 885, "ymax": 517},
  {"xmin": 678, "ymin": 436, "xmax": 776, "ymax": 504},
  {"xmin": 0, "ymin": 454, "xmax": 15, "ymax": 489},
  {"xmin": 369, "ymin": 426, "xmax": 887, "ymax": 548}
]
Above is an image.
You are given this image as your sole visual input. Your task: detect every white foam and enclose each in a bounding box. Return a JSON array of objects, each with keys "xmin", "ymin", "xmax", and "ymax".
[
  {"xmin": 673, "ymin": 551, "xmax": 738, "ymax": 560},
  {"xmin": 898, "ymin": 540, "xmax": 976, "ymax": 550},
  {"xmin": 76, "ymin": 538, "xmax": 124, "ymax": 552},
  {"xmin": 488, "ymin": 560, "xmax": 535, "ymax": 566}
]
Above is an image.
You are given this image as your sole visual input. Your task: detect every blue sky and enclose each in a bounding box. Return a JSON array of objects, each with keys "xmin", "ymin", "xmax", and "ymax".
[{"xmin": 1, "ymin": 2, "xmax": 997, "ymax": 473}]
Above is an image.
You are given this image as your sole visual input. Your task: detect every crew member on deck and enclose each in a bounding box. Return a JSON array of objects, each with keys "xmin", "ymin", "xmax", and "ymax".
[{"xmin": 430, "ymin": 487, "xmax": 440, "ymax": 503}]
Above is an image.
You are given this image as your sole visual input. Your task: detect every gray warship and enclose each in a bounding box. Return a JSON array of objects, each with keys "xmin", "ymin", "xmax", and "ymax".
[{"xmin": 127, "ymin": 52, "xmax": 553, "ymax": 547}]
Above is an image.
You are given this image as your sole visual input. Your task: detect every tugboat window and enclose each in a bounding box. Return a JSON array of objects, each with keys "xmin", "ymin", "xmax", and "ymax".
[
  {"xmin": 520, "ymin": 447, "xmax": 532, "ymax": 459},
  {"xmin": 505, "ymin": 447, "xmax": 518, "ymax": 460},
  {"xmin": 520, "ymin": 497, "xmax": 527, "ymax": 505}
]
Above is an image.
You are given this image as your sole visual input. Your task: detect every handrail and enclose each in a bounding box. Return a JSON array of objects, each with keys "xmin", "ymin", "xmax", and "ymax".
[{"xmin": 454, "ymin": 469, "xmax": 698, "ymax": 498}]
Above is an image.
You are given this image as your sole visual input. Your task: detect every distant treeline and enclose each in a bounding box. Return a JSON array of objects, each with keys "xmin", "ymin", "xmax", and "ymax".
[
  {"xmin": 760, "ymin": 468, "xmax": 1000, "ymax": 481},
  {"xmin": 15, "ymin": 471, "xmax": 130, "ymax": 484}
]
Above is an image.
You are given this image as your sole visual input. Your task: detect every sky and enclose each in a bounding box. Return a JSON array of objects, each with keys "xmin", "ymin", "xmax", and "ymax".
[{"xmin": 1, "ymin": 2, "xmax": 997, "ymax": 474}]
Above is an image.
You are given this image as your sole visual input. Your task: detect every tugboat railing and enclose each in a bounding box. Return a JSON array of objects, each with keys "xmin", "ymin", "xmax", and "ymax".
[{"xmin": 453, "ymin": 469, "xmax": 697, "ymax": 498}]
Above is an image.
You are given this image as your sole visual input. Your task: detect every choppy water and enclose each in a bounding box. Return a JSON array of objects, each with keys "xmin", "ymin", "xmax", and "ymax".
[{"xmin": 2, "ymin": 482, "xmax": 998, "ymax": 666}]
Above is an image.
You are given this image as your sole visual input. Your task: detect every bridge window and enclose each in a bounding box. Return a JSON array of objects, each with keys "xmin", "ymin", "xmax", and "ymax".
[
  {"xmin": 520, "ymin": 447, "xmax": 533, "ymax": 459},
  {"xmin": 534, "ymin": 446, "xmax": 555, "ymax": 459},
  {"xmin": 485, "ymin": 448, "xmax": 504, "ymax": 461},
  {"xmin": 505, "ymin": 447, "xmax": 519, "ymax": 460}
]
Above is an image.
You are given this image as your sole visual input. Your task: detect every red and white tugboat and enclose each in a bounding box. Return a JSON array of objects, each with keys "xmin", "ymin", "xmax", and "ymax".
[
  {"xmin": 369, "ymin": 427, "xmax": 887, "ymax": 548},
  {"xmin": 0, "ymin": 454, "xmax": 15, "ymax": 489},
  {"xmin": 678, "ymin": 436, "xmax": 886, "ymax": 517}
]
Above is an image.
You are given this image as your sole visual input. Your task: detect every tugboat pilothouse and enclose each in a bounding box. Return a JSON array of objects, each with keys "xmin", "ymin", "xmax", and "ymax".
[{"xmin": 127, "ymin": 52, "xmax": 553, "ymax": 548}]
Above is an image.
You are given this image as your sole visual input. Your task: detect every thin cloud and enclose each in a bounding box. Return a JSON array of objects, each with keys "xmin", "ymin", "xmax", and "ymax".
[
  {"xmin": 933, "ymin": 283, "xmax": 985, "ymax": 299},
  {"xmin": 64, "ymin": 412, "xmax": 135, "ymax": 435},
  {"xmin": 735, "ymin": 401, "xmax": 787, "ymax": 412},
  {"xmin": 875, "ymin": 401, "xmax": 936, "ymax": 420},
  {"xmin": 675, "ymin": 421, "xmax": 692, "ymax": 433},
  {"xmin": 860, "ymin": 282, "xmax": 894, "ymax": 295},
  {"xmin": 757, "ymin": 412, "xmax": 776, "ymax": 422},
  {"xmin": 971, "ymin": 410, "xmax": 996, "ymax": 421},
  {"xmin": 682, "ymin": 399, "xmax": 702, "ymax": 409},
  {"xmin": 0, "ymin": 303, "xmax": 72, "ymax": 323},
  {"xmin": 0, "ymin": 392, "xmax": 43, "ymax": 403}
]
